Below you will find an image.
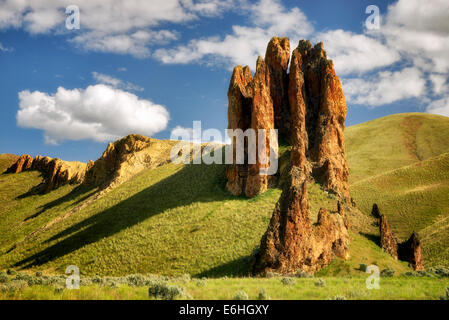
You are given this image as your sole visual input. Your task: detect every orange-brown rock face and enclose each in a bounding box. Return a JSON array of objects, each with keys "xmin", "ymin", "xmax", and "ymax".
[
  {"xmin": 379, "ymin": 214, "xmax": 399, "ymax": 259},
  {"xmin": 226, "ymin": 38, "xmax": 349, "ymax": 200},
  {"xmin": 225, "ymin": 57, "xmax": 277, "ymax": 197},
  {"xmin": 253, "ymin": 172, "xmax": 350, "ymax": 275},
  {"xmin": 5, "ymin": 154, "xmax": 33, "ymax": 173},
  {"xmin": 399, "ymin": 232, "xmax": 425, "ymax": 271},
  {"xmin": 6, "ymin": 155, "xmax": 88, "ymax": 193},
  {"xmin": 265, "ymin": 37, "xmax": 291, "ymax": 140}
]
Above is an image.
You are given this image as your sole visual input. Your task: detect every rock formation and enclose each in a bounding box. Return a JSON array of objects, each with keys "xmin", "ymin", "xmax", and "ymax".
[
  {"xmin": 6, "ymin": 154, "xmax": 88, "ymax": 193},
  {"xmin": 379, "ymin": 214, "xmax": 399, "ymax": 259},
  {"xmin": 5, "ymin": 134, "xmax": 180, "ymax": 193},
  {"xmin": 251, "ymin": 38, "xmax": 351, "ymax": 274},
  {"xmin": 375, "ymin": 204, "xmax": 424, "ymax": 271},
  {"xmin": 226, "ymin": 38, "xmax": 349, "ymax": 200}
]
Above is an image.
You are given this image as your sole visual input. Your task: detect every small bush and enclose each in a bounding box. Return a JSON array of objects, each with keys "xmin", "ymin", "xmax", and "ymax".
[
  {"xmin": 381, "ymin": 268, "xmax": 395, "ymax": 277},
  {"xmin": 0, "ymin": 274, "xmax": 9, "ymax": 284},
  {"xmin": 281, "ymin": 277, "xmax": 295, "ymax": 286},
  {"xmin": 266, "ymin": 272, "xmax": 280, "ymax": 278},
  {"xmin": 0, "ymin": 280, "xmax": 28, "ymax": 292},
  {"xmin": 234, "ymin": 290, "xmax": 249, "ymax": 300},
  {"xmin": 126, "ymin": 274, "xmax": 146, "ymax": 287},
  {"xmin": 314, "ymin": 278, "xmax": 326, "ymax": 287},
  {"xmin": 35, "ymin": 271, "xmax": 43, "ymax": 277},
  {"xmin": 148, "ymin": 282, "xmax": 186, "ymax": 300},
  {"xmin": 257, "ymin": 288, "xmax": 270, "ymax": 300},
  {"xmin": 195, "ymin": 279, "xmax": 207, "ymax": 287},
  {"xmin": 295, "ymin": 269, "xmax": 313, "ymax": 278}
]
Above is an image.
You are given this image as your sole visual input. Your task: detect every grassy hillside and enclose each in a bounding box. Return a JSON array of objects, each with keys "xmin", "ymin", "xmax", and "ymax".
[
  {"xmin": 346, "ymin": 113, "xmax": 449, "ymax": 183},
  {"xmin": 0, "ymin": 113, "xmax": 448, "ymax": 278},
  {"xmin": 347, "ymin": 113, "xmax": 449, "ymax": 268}
]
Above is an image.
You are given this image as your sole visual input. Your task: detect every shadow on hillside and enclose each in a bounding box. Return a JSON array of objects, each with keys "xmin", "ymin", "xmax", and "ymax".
[
  {"xmin": 196, "ymin": 255, "xmax": 254, "ymax": 278},
  {"xmin": 359, "ymin": 232, "xmax": 380, "ymax": 246},
  {"xmin": 23, "ymin": 185, "xmax": 97, "ymax": 222},
  {"xmin": 13, "ymin": 159, "xmax": 238, "ymax": 269}
]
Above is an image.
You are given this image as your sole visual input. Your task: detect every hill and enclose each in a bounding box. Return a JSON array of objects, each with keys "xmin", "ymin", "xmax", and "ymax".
[{"xmin": 0, "ymin": 113, "xmax": 448, "ymax": 276}]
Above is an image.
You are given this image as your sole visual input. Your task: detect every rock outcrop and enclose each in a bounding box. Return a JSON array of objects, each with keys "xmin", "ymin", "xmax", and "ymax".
[
  {"xmin": 6, "ymin": 154, "xmax": 88, "ymax": 193},
  {"xmin": 379, "ymin": 214, "xmax": 399, "ymax": 259},
  {"xmin": 5, "ymin": 134, "xmax": 180, "ymax": 193},
  {"xmin": 226, "ymin": 38, "xmax": 349, "ymax": 200},
  {"xmin": 251, "ymin": 38, "xmax": 351, "ymax": 274},
  {"xmin": 375, "ymin": 204, "xmax": 424, "ymax": 270}
]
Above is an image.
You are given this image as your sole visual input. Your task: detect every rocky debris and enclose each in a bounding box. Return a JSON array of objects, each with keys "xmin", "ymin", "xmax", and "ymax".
[
  {"xmin": 5, "ymin": 134, "xmax": 180, "ymax": 193},
  {"xmin": 226, "ymin": 38, "xmax": 349, "ymax": 200},
  {"xmin": 379, "ymin": 214, "xmax": 399, "ymax": 259},
  {"xmin": 375, "ymin": 204, "xmax": 424, "ymax": 271},
  {"xmin": 5, "ymin": 154, "xmax": 88, "ymax": 193}
]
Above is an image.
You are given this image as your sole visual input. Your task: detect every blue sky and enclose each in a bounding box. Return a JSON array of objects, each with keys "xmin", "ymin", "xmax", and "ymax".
[{"xmin": 0, "ymin": 0, "xmax": 448, "ymax": 162}]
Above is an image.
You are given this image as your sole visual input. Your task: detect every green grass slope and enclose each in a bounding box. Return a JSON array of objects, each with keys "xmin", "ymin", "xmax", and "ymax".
[
  {"xmin": 347, "ymin": 113, "xmax": 449, "ymax": 268},
  {"xmin": 1, "ymin": 113, "xmax": 448, "ymax": 277},
  {"xmin": 346, "ymin": 113, "xmax": 449, "ymax": 183}
]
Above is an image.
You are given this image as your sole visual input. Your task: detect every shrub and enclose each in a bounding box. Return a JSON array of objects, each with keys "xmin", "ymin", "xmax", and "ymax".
[
  {"xmin": 0, "ymin": 274, "xmax": 9, "ymax": 284},
  {"xmin": 148, "ymin": 282, "xmax": 186, "ymax": 300},
  {"xmin": 257, "ymin": 288, "xmax": 270, "ymax": 300},
  {"xmin": 281, "ymin": 277, "xmax": 295, "ymax": 286},
  {"xmin": 314, "ymin": 278, "xmax": 326, "ymax": 287},
  {"xmin": 381, "ymin": 268, "xmax": 395, "ymax": 277},
  {"xmin": 434, "ymin": 266, "xmax": 449, "ymax": 277},
  {"xmin": 195, "ymin": 279, "xmax": 207, "ymax": 287},
  {"xmin": 234, "ymin": 290, "xmax": 249, "ymax": 300},
  {"xmin": 175, "ymin": 274, "xmax": 191, "ymax": 284},
  {"xmin": 295, "ymin": 269, "xmax": 313, "ymax": 278},
  {"xmin": 0, "ymin": 280, "xmax": 28, "ymax": 292},
  {"xmin": 359, "ymin": 264, "xmax": 368, "ymax": 272},
  {"xmin": 35, "ymin": 271, "xmax": 43, "ymax": 277},
  {"xmin": 126, "ymin": 274, "xmax": 146, "ymax": 287},
  {"xmin": 266, "ymin": 272, "xmax": 280, "ymax": 278}
]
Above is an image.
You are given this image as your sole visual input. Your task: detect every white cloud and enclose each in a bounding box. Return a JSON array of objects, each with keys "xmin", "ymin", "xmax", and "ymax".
[
  {"xmin": 0, "ymin": 0, "xmax": 229, "ymax": 57},
  {"xmin": 382, "ymin": 0, "xmax": 449, "ymax": 74},
  {"xmin": 154, "ymin": 0, "xmax": 313, "ymax": 70},
  {"xmin": 429, "ymin": 74, "xmax": 448, "ymax": 95},
  {"xmin": 92, "ymin": 72, "xmax": 143, "ymax": 92},
  {"xmin": 314, "ymin": 30, "xmax": 400, "ymax": 75},
  {"xmin": 427, "ymin": 97, "xmax": 449, "ymax": 117},
  {"xmin": 343, "ymin": 67, "xmax": 426, "ymax": 107},
  {"xmin": 17, "ymin": 84, "xmax": 170, "ymax": 144}
]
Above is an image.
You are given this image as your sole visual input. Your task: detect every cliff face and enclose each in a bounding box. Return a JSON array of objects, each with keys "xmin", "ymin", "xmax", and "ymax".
[
  {"xmin": 247, "ymin": 38, "xmax": 351, "ymax": 274},
  {"xmin": 5, "ymin": 134, "xmax": 175, "ymax": 193},
  {"xmin": 226, "ymin": 38, "xmax": 349, "ymax": 200},
  {"xmin": 6, "ymin": 154, "xmax": 88, "ymax": 193}
]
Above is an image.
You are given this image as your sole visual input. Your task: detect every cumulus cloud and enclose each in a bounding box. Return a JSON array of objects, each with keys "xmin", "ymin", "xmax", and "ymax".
[
  {"xmin": 17, "ymin": 84, "xmax": 170, "ymax": 144},
  {"xmin": 154, "ymin": 0, "xmax": 313, "ymax": 70},
  {"xmin": 92, "ymin": 72, "xmax": 143, "ymax": 92},
  {"xmin": 343, "ymin": 68, "xmax": 426, "ymax": 107},
  {"xmin": 0, "ymin": 0, "xmax": 231, "ymax": 57},
  {"xmin": 314, "ymin": 30, "xmax": 400, "ymax": 75}
]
